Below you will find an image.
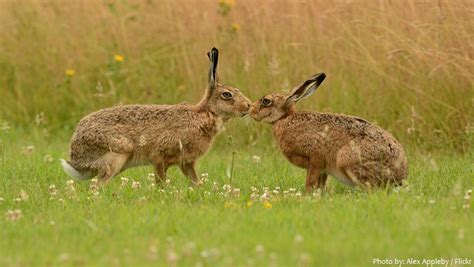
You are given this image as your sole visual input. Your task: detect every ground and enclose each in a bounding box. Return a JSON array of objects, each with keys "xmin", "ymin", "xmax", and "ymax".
[{"xmin": 0, "ymin": 132, "xmax": 472, "ymax": 266}]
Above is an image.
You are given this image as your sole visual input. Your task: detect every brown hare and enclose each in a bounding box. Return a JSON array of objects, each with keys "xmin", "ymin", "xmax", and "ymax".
[
  {"xmin": 250, "ymin": 73, "xmax": 408, "ymax": 191},
  {"xmin": 61, "ymin": 47, "xmax": 251, "ymax": 185}
]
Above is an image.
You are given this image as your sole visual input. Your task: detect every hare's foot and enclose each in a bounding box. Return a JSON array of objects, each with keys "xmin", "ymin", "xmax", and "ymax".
[
  {"xmin": 154, "ymin": 162, "xmax": 170, "ymax": 184},
  {"xmin": 318, "ymin": 173, "xmax": 328, "ymax": 189},
  {"xmin": 305, "ymin": 166, "xmax": 326, "ymax": 192},
  {"xmin": 180, "ymin": 162, "xmax": 202, "ymax": 186},
  {"xmin": 97, "ymin": 152, "xmax": 130, "ymax": 184}
]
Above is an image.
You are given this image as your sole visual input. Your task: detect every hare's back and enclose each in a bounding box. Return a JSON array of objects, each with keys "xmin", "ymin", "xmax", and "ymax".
[{"xmin": 70, "ymin": 104, "xmax": 197, "ymax": 158}]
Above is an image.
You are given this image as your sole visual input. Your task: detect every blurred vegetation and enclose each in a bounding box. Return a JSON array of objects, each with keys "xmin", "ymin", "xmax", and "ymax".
[{"xmin": 0, "ymin": 0, "xmax": 472, "ymax": 153}]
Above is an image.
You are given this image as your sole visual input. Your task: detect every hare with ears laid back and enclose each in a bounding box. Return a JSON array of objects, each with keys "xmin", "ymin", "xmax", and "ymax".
[
  {"xmin": 61, "ymin": 47, "xmax": 251, "ymax": 185},
  {"xmin": 250, "ymin": 73, "xmax": 408, "ymax": 191}
]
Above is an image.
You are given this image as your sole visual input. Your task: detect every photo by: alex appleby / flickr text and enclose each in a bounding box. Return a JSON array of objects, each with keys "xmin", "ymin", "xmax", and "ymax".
[{"xmin": 372, "ymin": 257, "xmax": 472, "ymax": 266}]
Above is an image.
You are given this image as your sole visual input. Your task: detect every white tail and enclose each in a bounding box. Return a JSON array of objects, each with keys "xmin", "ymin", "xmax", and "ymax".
[{"xmin": 60, "ymin": 159, "xmax": 93, "ymax": 180}]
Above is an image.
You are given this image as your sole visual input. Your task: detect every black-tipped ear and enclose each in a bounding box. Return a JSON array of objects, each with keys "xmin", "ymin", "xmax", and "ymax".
[
  {"xmin": 208, "ymin": 47, "xmax": 219, "ymax": 89},
  {"xmin": 286, "ymin": 72, "xmax": 326, "ymax": 104}
]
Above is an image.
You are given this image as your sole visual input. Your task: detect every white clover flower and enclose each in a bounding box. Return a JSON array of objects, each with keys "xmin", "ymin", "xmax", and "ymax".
[
  {"xmin": 260, "ymin": 192, "xmax": 270, "ymax": 201},
  {"xmin": 147, "ymin": 173, "xmax": 155, "ymax": 181},
  {"xmin": 132, "ymin": 181, "xmax": 141, "ymax": 189},
  {"xmin": 294, "ymin": 234, "xmax": 304, "ymax": 243},
  {"xmin": 252, "ymin": 155, "xmax": 261, "ymax": 163},
  {"xmin": 5, "ymin": 209, "xmax": 22, "ymax": 221},
  {"xmin": 43, "ymin": 155, "xmax": 54, "ymax": 163},
  {"xmin": 19, "ymin": 189, "xmax": 29, "ymax": 201}
]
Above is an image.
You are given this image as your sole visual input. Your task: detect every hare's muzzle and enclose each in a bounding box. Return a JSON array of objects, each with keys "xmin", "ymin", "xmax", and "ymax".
[
  {"xmin": 249, "ymin": 104, "xmax": 261, "ymax": 121},
  {"xmin": 238, "ymin": 98, "xmax": 252, "ymax": 117}
]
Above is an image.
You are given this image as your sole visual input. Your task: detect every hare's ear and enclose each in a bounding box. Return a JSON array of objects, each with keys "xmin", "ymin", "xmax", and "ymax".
[
  {"xmin": 207, "ymin": 47, "xmax": 219, "ymax": 90},
  {"xmin": 285, "ymin": 73, "xmax": 326, "ymax": 105}
]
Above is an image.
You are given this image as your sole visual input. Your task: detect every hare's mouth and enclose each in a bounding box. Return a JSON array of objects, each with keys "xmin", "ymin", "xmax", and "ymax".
[{"xmin": 240, "ymin": 111, "xmax": 250, "ymax": 117}]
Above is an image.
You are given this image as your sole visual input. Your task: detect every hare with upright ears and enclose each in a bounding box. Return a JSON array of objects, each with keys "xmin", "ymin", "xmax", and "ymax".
[
  {"xmin": 250, "ymin": 73, "xmax": 408, "ymax": 190},
  {"xmin": 61, "ymin": 47, "xmax": 251, "ymax": 185}
]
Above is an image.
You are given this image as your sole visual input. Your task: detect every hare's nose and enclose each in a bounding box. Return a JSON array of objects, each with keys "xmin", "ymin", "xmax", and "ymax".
[{"xmin": 244, "ymin": 102, "xmax": 251, "ymax": 109}]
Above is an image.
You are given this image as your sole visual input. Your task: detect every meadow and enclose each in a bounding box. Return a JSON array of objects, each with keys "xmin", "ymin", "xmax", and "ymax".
[{"xmin": 0, "ymin": 0, "xmax": 473, "ymax": 266}]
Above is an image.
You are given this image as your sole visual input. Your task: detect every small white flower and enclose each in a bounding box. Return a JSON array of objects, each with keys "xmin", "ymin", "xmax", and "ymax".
[
  {"xmin": 294, "ymin": 234, "xmax": 304, "ymax": 243},
  {"xmin": 147, "ymin": 173, "xmax": 155, "ymax": 181},
  {"xmin": 255, "ymin": 244, "xmax": 264, "ymax": 254},
  {"xmin": 252, "ymin": 155, "xmax": 261, "ymax": 163},
  {"xmin": 428, "ymin": 199, "xmax": 436, "ymax": 204},
  {"xmin": 260, "ymin": 192, "xmax": 270, "ymax": 201},
  {"xmin": 132, "ymin": 181, "xmax": 141, "ymax": 189},
  {"xmin": 43, "ymin": 155, "xmax": 54, "ymax": 163},
  {"xmin": 19, "ymin": 190, "xmax": 29, "ymax": 201},
  {"xmin": 5, "ymin": 209, "xmax": 22, "ymax": 221}
]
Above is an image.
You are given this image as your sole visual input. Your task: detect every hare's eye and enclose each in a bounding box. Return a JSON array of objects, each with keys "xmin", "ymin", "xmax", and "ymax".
[
  {"xmin": 221, "ymin": 92, "xmax": 233, "ymax": 99},
  {"xmin": 261, "ymin": 98, "xmax": 272, "ymax": 106}
]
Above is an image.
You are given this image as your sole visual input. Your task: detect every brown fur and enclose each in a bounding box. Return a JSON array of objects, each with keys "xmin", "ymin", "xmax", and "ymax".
[
  {"xmin": 62, "ymin": 48, "xmax": 251, "ymax": 185},
  {"xmin": 250, "ymin": 73, "xmax": 408, "ymax": 191}
]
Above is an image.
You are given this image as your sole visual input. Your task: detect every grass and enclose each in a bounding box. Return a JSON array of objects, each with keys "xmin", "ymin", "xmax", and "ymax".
[
  {"xmin": 0, "ymin": 129, "xmax": 472, "ymax": 266},
  {"xmin": 0, "ymin": 0, "xmax": 473, "ymax": 152}
]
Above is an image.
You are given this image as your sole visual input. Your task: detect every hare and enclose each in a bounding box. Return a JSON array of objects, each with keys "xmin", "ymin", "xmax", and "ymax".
[
  {"xmin": 61, "ymin": 47, "xmax": 251, "ymax": 185},
  {"xmin": 250, "ymin": 73, "xmax": 408, "ymax": 191}
]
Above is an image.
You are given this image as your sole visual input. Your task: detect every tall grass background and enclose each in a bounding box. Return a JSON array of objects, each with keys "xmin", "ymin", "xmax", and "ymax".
[{"xmin": 0, "ymin": 0, "xmax": 472, "ymax": 153}]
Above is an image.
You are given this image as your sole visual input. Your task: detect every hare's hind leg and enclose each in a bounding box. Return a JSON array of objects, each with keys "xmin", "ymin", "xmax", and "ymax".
[
  {"xmin": 96, "ymin": 152, "xmax": 130, "ymax": 184},
  {"xmin": 180, "ymin": 161, "xmax": 202, "ymax": 186}
]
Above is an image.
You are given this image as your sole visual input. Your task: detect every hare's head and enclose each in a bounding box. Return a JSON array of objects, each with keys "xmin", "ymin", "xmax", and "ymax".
[
  {"xmin": 250, "ymin": 73, "xmax": 326, "ymax": 123},
  {"xmin": 198, "ymin": 47, "xmax": 251, "ymax": 120}
]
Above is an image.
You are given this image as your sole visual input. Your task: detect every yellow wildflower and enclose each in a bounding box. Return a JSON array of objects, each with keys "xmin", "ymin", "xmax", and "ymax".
[
  {"xmin": 219, "ymin": 0, "xmax": 235, "ymax": 8},
  {"xmin": 263, "ymin": 201, "xmax": 272, "ymax": 209},
  {"xmin": 246, "ymin": 200, "xmax": 253, "ymax": 207},
  {"xmin": 231, "ymin": 23, "xmax": 241, "ymax": 31},
  {"xmin": 114, "ymin": 54, "xmax": 124, "ymax": 62},
  {"xmin": 65, "ymin": 69, "xmax": 75, "ymax": 76}
]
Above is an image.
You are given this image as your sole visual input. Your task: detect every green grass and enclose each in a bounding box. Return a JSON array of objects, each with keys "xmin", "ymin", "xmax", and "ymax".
[{"xmin": 0, "ymin": 130, "xmax": 472, "ymax": 266}]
